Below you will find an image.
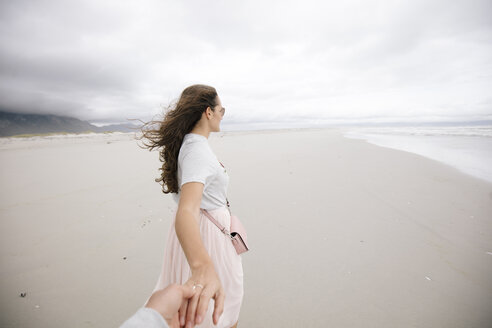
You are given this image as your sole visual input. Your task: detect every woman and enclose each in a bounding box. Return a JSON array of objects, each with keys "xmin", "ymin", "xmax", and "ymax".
[{"xmin": 138, "ymin": 84, "xmax": 243, "ymax": 328}]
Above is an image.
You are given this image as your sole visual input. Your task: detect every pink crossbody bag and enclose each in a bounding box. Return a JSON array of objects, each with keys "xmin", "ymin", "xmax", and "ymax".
[{"xmin": 201, "ymin": 199, "xmax": 249, "ymax": 255}]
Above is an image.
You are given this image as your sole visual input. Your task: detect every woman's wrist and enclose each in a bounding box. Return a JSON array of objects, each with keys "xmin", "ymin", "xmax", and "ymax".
[{"xmin": 190, "ymin": 257, "xmax": 213, "ymax": 272}]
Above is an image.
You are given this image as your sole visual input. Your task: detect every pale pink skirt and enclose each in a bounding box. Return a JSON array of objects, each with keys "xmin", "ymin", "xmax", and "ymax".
[{"xmin": 151, "ymin": 206, "xmax": 244, "ymax": 328}]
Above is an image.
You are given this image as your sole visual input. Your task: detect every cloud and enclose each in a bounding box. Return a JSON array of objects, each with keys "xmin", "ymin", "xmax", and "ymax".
[{"xmin": 0, "ymin": 0, "xmax": 491, "ymax": 124}]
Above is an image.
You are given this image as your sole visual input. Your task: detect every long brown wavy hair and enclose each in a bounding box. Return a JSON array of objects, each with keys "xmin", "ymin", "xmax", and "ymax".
[{"xmin": 134, "ymin": 84, "xmax": 218, "ymax": 194}]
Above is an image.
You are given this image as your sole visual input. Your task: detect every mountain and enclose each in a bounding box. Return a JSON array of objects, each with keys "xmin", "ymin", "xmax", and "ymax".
[{"xmin": 0, "ymin": 110, "xmax": 140, "ymax": 137}]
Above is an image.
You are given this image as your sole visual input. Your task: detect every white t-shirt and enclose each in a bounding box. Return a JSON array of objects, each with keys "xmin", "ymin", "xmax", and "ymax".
[{"xmin": 172, "ymin": 133, "xmax": 229, "ymax": 210}]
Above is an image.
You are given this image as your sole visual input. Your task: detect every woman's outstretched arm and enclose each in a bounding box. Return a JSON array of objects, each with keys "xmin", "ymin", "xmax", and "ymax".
[
  {"xmin": 175, "ymin": 182, "xmax": 225, "ymax": 327},
  {"xmin": 175, "ymin": 182, "xmax": 211, "ymax": 268}
]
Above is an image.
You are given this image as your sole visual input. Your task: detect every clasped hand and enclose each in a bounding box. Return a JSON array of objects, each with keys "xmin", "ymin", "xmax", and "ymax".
[
  {"xmin": 145, "ymin": 261, "xmax": 224, "ymax": 328},
  {"xmin": 179, "ymin": 261, "xmax": 225, "ymax": 328}
]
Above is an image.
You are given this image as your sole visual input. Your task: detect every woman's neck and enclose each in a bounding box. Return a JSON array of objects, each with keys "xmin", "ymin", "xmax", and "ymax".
[{"xmin": 190, "ymin": 127, "xmax": 210, "ymax": 139}]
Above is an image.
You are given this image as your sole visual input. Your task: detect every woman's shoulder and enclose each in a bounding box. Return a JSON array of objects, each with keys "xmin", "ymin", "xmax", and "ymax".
[
  {"xmin": 179, "ymin": 134, "xmax": 215, "ymax": 161},
  {"xmin": 181, "ymin": 134, "xmax": 207, "ymax": 152}
]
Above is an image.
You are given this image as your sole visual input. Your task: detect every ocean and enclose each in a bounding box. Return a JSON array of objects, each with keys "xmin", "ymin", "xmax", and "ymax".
[{"xmin": 343, "ymin": 126, "xmax": 492, "ymax": 184}]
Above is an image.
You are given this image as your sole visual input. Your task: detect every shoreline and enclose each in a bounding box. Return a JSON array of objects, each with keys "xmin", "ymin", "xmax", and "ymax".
[
  {"xmin": 6, "ymin": 125, "xmax": 488, "ymax": 186},
  {"xmin": 343, "ymin": 127, "xmax": 492, "ymax": 184}
]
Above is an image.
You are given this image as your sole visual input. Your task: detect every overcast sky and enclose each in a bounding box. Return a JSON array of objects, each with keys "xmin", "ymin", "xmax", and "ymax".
[{"xmin": 0, "ymin": 0, "xmax": 491, "ymax": 126}]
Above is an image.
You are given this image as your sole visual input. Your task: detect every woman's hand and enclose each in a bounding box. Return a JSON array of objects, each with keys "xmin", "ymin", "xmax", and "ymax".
[{"xmin": 179, "ymin": 260, "xmax": 225, "ymax": 327}]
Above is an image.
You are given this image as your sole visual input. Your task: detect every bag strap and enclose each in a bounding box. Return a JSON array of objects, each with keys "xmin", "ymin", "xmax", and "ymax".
[
  {"xmin": 226, "ymin": 197, "xmax": 232, "ymax": 215},
  {"xmin": 219, "ymin": 161, "xmax": 233, "ymax": 215},
  {"xmin": 201, "ymin": 209, "xmax": 232, "ymax": 238}
]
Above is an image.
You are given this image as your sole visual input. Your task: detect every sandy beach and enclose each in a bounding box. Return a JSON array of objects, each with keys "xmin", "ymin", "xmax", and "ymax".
[{"xmin": 1, "ymin": 128, "xmax": 491, "ymax": 327}]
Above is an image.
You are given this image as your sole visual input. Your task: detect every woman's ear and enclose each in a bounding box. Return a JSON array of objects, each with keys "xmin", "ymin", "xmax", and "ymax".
[{"xmin": 207, "ymin": 107, "xmax": 214, "ymax": 119}]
